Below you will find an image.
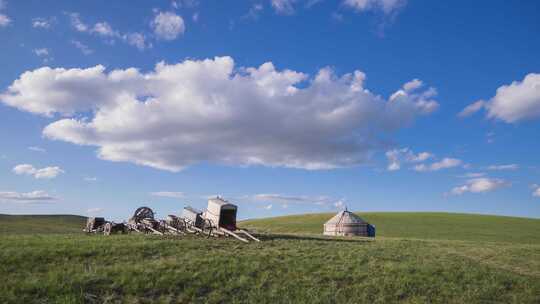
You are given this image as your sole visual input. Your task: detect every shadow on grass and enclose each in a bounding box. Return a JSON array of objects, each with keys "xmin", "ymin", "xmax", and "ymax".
[{"xmin": 256, "ymin": 233, "xmax": 374, "ymax": 243}]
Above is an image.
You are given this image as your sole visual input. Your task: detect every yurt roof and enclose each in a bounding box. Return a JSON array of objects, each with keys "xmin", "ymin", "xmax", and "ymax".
[{"xmin": 325, "ymin": 210, "xmax": 367, "ymax": 225}]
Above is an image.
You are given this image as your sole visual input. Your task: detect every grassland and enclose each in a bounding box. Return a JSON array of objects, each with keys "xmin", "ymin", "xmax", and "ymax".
[
  {"xmin": 0, "ymin": 214, "xmax": 86, "ymax": 234},
  {"xmin": 0, "ymin": 212, "xmax": 539, "ymax": 303},
  {"xmin": 242, "ymin": 212, "xmax": 540, "ymax": 244}
]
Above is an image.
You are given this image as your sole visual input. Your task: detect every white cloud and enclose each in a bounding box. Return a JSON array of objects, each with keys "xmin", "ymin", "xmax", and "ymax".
[
  {"xmin": 151, "ymin": 11, "xmax": 185, "ymax": 40},
  {"xmin": 28, "ymin": 146, "xmax": 46, "ymax": 152},
  {"xmin": 1, "ymin": 57, "xmax": 438, "ymax": 171},
  {"xmin": 460, "ymin": 73, "xmax": 540, "ymax": 123},
  {"xmin": 84, "ymin": 176, "xmax": 98, "ymax": 182},
  {"xmin": 385, "ymin": 147, "xmax": 433, "ymax": 171},
  {"xmin": 263, "ymin": 204, "xmax": 273, "ymax": 210},
  {"xmin": 150, "ymin": 191, "xmax": 185, "ymax": 198},
  {"xmin": 403, "ymin": 78, "xmax": 422, "ymax": 92},
  {"xmin": 0, "ymin": 1, "xmax": 10, "ymax": 27},
  {"xmin": 33, "ymin": 48, "xmax": 49, "ymax": 57},
  {"xmin": 33, "ymin": 48, "xmax": 53, "ymax": 63},
  {"xmin": 271, "ymin": 0, "xmax": 296, "ymax": 15},
  {"xmin": 71, "ymin": 40, "xmax": 93, "ymax": 55},
  {"xmin": 252, "ymin": 194, "xmax": 336, "ymax": 206},
  {"xmin": 32, "ymin": 17, "xmax": 55, "ymax": 29},
  {"xmin": 243, "ymin": 3, "xmax": 264, "ymax": 20},
  {"xmin": 450, "ymin": 178, "xmax": 509, "ymax": 195},
  {"xmin": 68, "ymin": 12, "xmax": 88, "ymax": 32},
  {"xmin": 67, "ymin": 12, "xmax": 150, "ymax": 50},
  {"xmin": 92, "ymin": 22, "xmax": 117, "ymax": 37},
  {"xmin": 459, "ymin": 172, "xmax": 485, "ymax": 178},
  {"xmin": 87, "ymin": 207, "xmax": 104, "ymax": 213},
  {"xmin": 344, "ymin": 0, "xmax": 406, "ymax": 14},
  {"xmin": 414, "ymin": 158, "xmax": 463, "ymax": 172},
  {"xmin": 389, "ymin": 79, "xmax": 438, "ymax": 114},
  {"xmin": 458, "ymin": 100, "xmax": 484, "ymax": 118},
  {"xmin": 0, "ymin": 190, "xmax": 57, "ymax": 203},
  {"xmin": 0, "ymin": 14, "xmax": 8, "ymax": 27},
  {"xmin": 334, "ymin": 199, "xmax": 345, "ymax": 209},
  {"xmin": 487, "ymin": 164, "xmax": 519, "ymax": 171},
  {"xmin": 532, "ymin": 184, "xmax": 540, "ymax": 198},
  {"xmin": 486, "ymin": 131, "xmax": 495, "ymax": 144},
  {"xmin": 13, "ymin": 164, "xmax": 64, "ymax": 179},
  {"xmin": 124, "ymin": 32, "xmax": 151, "ymax": 50},
  {"xmin": 171, "ymin": 0, "xmax": 198, "ymax": 9}
]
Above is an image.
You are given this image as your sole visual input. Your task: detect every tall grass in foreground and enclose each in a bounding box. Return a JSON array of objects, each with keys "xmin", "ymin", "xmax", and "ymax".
[{"xmin": 1, "ymin": 233, "xmax": 539, "ymax": 303}]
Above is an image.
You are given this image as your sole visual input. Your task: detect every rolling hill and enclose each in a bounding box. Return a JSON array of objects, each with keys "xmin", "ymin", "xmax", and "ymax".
[
  {"xmin": 0, "ymin": 214, "xmax": 86, "ymax": 234},
  {"xmin": 0, "ymin": 212, "xmax": 539, "ymax": 303},
  {"xmin": 241, "ymin": 212, "xmax": 540, "ymax": 244}
]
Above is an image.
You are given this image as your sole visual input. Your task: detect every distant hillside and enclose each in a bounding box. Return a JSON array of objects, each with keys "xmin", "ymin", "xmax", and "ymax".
[
  {"xmin": 241, "ymin": 212, "xmax": 540, "ymax": 244},
  {"xmin": 2, "ymin": 212, "xmax": 540, "ymax": 244},
  {"xmin": 0, "ymin": 214, "xmax": 86, "ymax": 234}
]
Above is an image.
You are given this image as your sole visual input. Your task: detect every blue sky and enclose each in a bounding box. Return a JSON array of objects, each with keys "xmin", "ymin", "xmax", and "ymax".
[{"xmin": 1, "ymin": 0, "xmax": 539, "ymax": 221}]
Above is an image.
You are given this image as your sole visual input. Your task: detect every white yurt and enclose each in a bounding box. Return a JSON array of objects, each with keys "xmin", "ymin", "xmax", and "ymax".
[{"xmin": 323, "ymin": 209, "xmax": 375, "ymax": 237}]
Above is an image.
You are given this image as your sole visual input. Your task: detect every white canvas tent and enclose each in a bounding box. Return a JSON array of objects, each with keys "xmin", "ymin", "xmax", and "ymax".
[{"xmin": 323, "ymin": 209, "xmax": 373, "ymax": 236}]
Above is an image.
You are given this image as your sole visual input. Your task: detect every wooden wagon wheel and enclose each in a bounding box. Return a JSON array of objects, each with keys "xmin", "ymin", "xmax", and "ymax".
[
  {"xmin": 131, "ymin": 206, "xmax": 155, "ymax": 224},
  {"xmin": 103, "ymin": 222, "xmax": 112, "ymax": 236},
  {"xmin": 201, "ymin": 218, "xmax": 214, "ymax": 238},
  {"xmin": 177, "ymin": 218, "xmax": 187, "ymax": 232}
]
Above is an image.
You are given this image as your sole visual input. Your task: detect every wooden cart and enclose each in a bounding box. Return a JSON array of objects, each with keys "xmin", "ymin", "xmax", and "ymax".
[{"xmin": 202, "ymin": 197, "xmax": 260, "ymax": 243}]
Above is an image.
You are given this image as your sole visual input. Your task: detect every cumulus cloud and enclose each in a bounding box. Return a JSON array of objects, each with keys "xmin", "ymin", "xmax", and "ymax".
[
  {"xmin": 32, "ymin": 17, "xmax": 55, "ymax": 29},
  {"xmin": 0, "ymin": 1, "xmax": 10, "ymax": 27},
  {"xmin": 252, "ymin": 194, "xmax": 337, "ymax": 206},
  {"xmin": 532, "ymin": 184, "xmax": 540, "ymax": 198},
  {"xmin": 334, "ymin": 199, "xmax": 345, "ymax": 209},
  {"xmin": 414, "ymin": 158, "xmax": 463, "ymax": 172},
  {"xmin": 459, "ymin": 172, "xmax": 485, "ymax": 178},
  {"xmin": 171, "ymin": 0, "xmax": 199, "ymax": 9},
  {"xmin": 151, "ymin": 11, "xmax": 185, "ymax": 40},
  {"xmin": 150, "ymin": 191, "xmax": 185, "ymax": 198},
  {"xmin": 12, "ymin": 164, "xmax": 64, "ymax": 179},
  {"xmin": 271, "ymin": 0, "xmax": 296, "ymax": 15},
  {"xmin": 487, "ymin": 164, "xmax": 519, "ymax": 171},
  {"xmin": 263, "ymin": 204, "xmax": 273, "ymax": 210},
  {"xmin": 125, "ymin": 32, "xmax": 150, "ymax": 50},
  {"xmin": 344, "ymin": 0, "xmax": 407, "ymax": 15},
  {"xmin": 92, "ymin": 21, "xmax": 117, "ymax": 37},
  {"xmin": 458, "ymin": 100, "xmax": 484, "ymax": 118},
  {"xmin": 243, "ymin": 3, "xmax": 264, "ymax": 20},
  {"xmin": 0, "ymin": 190, "xmax": 57, "ymax": 203},
  {"xmin": 28, "ymin": 146, "xmax": 46, "ymax": 152},
  {"xmin": 460, "ymin": 73, "xmax": 540, "ymax": 123},
  {"xmin": 67, "ymin": 12, "xmax": 88, "ymax": 32},
  {"xmin": 67, "ymin": 12, "xmax": 150, "ymax": 50},
  {"xmin": 33, "ymin": 48, "xmax": 50, "ymax": 58},
  {"xmin": 71, "ymin": 40, "xmax": 93, "ymax": 55},
  {"xmin": 87, "ymin": 207, "xmax": 104, "ymax": 213},
  {"xmin": 385, "ymin": 147, "xmax": 432, "ymax": 171},
  {"xmin": 450, "ymin": 178, "xmax": 509, "ymax": 195},
  {"xmin": 0, "ymin": 14, "xmax": 9, "ymax": 26},
  {"xmin": 1, "ymin": 57, "xmax": 438, "ymax": 171}
]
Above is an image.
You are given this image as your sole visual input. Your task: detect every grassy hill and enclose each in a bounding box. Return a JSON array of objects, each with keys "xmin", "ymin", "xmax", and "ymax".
[
  {"xmin": 0, "ymin": 212, "xmax": 539, "ymax": 303},
  {"xmin": 0, "ymin": 214, "xmax": 86, "ymax": 234},
  {"xmin": 241, "ymin": 212, "xmax": 540, "ymax": 244}
]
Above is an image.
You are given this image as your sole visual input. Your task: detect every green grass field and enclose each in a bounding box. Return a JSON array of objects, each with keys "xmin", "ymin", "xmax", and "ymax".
[
  {"xmin": 0, "ymin": 214, "xmax": 86, "ymax": 234},
  {"xmin": 242, "ymin": 212, "xmax": 540, "ymax": 244},
  {"xmin": 1, "ymin": 212, "xmax": 539, "ymax": 303}
]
